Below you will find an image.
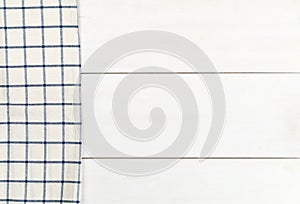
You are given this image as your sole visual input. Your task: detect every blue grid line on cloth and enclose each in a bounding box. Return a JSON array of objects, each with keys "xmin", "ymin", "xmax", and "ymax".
[
  {"xmin": 0, "ymin": 26, "xmax": 79, "ymax": 29},
  {"xmin": 2, "ymin": 1, "xmax": 11, "ymax": 204},
  {"xmin": 40, "ymin": 1, "xmax": 48, "ymax": 202},
  {"xmin": 0, "ymin": 84, "xmax": 80, "ymax": 87},
  {"xmin": 20, "ymin": 0, "xmax": 29, "ymax": 202},
  {"xmin": 0, "ymin": 161, "xmax": 81, "ymax": 164},
  {"xmin": 0, "ymin": 6, "xmax": 77, "ymax": 10},
  {"xmin": 59, "ymin": 0, "xmax": 66, "ymax": 201},
  {"xmin": 0, "ymin": 142, "xmax": 81, "ymax": 145},
  {"xmin": 0, "ymin": 103, "xmax": 81, "ymax": 106},
  {"xmin": 0, "ymin": 180, "xmax": 80, "ymax": 184},
  {"xmin": 0, "ymin": 0, "xmax": 81, "ymax": 203},
  {"xmin": 0, "ymin": 122, "xmax": 81, "ymax": 125},
  {"xmin": 0, "ymin": 65, "xmax": 81, "ymax": 68},
  {"xmin": 0, "ymin": 45, "xmax": 80, "ymax": 48},
  {"xmin": 75, "ymin": 8, "xmax": 82, "ymax": 203}
]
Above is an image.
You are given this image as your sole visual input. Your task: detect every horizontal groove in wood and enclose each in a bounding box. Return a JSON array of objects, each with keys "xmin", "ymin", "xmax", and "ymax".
[
  {"xmin": 81, "ymin": 72, "xmax": 300, "ymax": 75},
  {"xmin": 81, "ymin": 157, "xmax": 300, "ymax": 160}
]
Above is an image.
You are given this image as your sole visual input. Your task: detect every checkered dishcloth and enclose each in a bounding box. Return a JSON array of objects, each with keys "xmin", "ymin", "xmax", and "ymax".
[{"xmin": 0, "ymin": 0, "xmax": 81, "ymax": 203}]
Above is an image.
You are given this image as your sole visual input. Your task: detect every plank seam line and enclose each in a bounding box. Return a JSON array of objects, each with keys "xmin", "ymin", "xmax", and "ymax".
[
  {"xmin": 81, "ymin": 157, "xmax": 300, "ymax": 160},
  {"xmin": 81, "ymin": 72, "xmax": 300, "ymax": 75}
]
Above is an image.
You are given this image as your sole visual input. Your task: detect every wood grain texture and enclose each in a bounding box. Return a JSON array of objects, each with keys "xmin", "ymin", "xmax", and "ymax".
[
  {"xmin": 82, "ymin": 159, "xmax": 300, "ymax": 203},
  {"xmin": 80, "ymin": 0, "xmax": 300, "ymax": 72}
]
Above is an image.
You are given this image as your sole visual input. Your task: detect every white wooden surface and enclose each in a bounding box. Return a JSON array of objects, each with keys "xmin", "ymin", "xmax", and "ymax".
[
  {"xmin": 82, "ymin": 159, "xmax": 300, "ymax": 204},
  {"xmin": 80, "ymin": 0, "xmax": 300, "ymax": 72},
  {"xmin": 82, "ymin": 74, "xmax": 300, "ymax": 157},
  {"xmin": 79, "ymin": 0, "xmax": 300, "ymax": 203}
]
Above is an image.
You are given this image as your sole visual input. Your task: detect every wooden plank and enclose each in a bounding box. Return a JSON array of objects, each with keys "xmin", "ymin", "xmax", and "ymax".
[
  {"xmin": 80, "ymin": 0, "xmax": 300, "ymax": 72},
  {"xmin": 82, "ymin": 159, "xmax": 300, "ymax": 203},
  {"xmin": 82, "ymin": 74, "xmax": 300, "ymax": 157}
]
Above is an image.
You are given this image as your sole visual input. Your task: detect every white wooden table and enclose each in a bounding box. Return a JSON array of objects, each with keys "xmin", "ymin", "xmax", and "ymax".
[{"xmin": 79, "ymin": 0, "xmax": 300, "ymax": 203}]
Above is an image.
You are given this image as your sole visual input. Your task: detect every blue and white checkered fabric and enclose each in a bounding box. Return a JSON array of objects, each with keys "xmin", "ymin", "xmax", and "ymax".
[{"xmin": 0, "ymin": 0, "xmax": 81, "ymax": 203}]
